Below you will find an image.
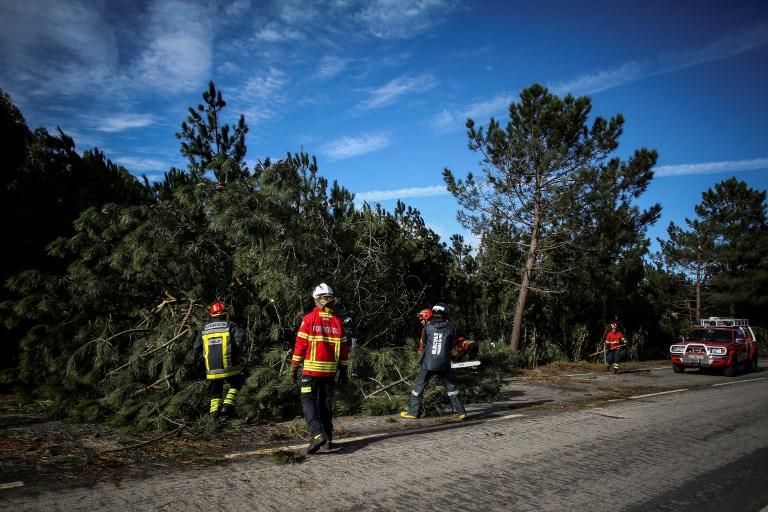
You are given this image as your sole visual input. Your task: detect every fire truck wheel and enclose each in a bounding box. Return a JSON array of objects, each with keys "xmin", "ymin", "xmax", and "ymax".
[
  {"xmin": 672, "ymin": 364, "xmax": 685, "ymax": 374},
  {"xmin": 724, "ymin": 357, "xmax": 738, "ymax": 377}
]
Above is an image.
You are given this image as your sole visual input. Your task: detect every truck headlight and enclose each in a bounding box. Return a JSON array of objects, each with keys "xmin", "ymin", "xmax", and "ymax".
[
  {"xmin": 709, "ymin": 347, "xmax": 726, "ymax": 355},
  {"xmin": 670, "ymin": 345, "xmax": 685, "ymax": 354}
]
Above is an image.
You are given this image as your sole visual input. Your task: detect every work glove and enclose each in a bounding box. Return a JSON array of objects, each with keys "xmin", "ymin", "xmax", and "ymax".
[{"xmin": 337, "ymin": 368, "xmax": 348, "ymax": 386}]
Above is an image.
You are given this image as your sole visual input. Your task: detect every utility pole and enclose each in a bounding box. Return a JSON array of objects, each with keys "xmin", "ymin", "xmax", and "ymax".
[{"xmin": 696, "ymin": 244, "xmax": 702, "ymax": 321}]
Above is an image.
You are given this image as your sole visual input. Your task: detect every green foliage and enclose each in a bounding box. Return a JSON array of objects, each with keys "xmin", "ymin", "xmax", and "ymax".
[
  {"xmin": 1, "ymin": 84, "xmax": 456, "ymax": 430},
  {"xmin": 444, "ymin": 83, "xmax": 662, "ymax": 360},
  {"xmin": 3, "ymin": 82, "xmax": 765, "ymax": 432},
  {"xmin": 662, "ymin": 178, "xmax": 768, "ymax": 322}
]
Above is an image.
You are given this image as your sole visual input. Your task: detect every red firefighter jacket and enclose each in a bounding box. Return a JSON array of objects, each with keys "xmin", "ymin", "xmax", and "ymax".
[
  {"xmin": 452, "ymin": 336, "xmax": 477, "ymax": 360},
  {"xmin": 605, "ymin": 330, "xmax": 625, "ymax": 349},
  {"xmin": 292, "ymin": 306, "xmax": 348, "ymax": 377}
]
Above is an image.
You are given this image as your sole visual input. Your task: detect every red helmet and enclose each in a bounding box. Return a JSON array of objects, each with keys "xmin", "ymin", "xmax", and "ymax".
[
  {"xmin": 209, "ymin": 301, "xmax": 227, "ymax": 317},
  {"xmin": 417, "ymin": 309, "xmax": 432, "ymax": 322}
]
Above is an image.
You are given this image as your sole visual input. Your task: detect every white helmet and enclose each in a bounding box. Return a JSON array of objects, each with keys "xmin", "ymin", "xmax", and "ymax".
[{"xmin": 312, "ymin": 283, "xmax": 334, "ymax": 298}]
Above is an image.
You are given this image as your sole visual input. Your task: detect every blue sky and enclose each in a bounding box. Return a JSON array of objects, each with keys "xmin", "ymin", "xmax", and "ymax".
[{"xmin": 2, "ymin": 0, "xmax": 767, "ymax": 253}]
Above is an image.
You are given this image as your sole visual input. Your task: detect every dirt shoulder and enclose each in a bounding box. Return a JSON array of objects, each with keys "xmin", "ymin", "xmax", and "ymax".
[{"xmin": 0, "ymin": 360, "xmax": 670, "ymax": 499}]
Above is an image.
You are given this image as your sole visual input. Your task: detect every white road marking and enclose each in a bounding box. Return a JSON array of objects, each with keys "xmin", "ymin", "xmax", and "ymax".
[
  {"xmin": 629, "ymin": 389, "xmax": 688, "ymax": 399},
  {"xmin": 0, "ymin": 481, "xmax": 24, "ymax": 490},
  {"xmin": 712, "ymin": 377, "xmax": 767, "ymax": 387},
  {"xmin": 488, "ymin": 414, "xmax": 525, "ymax": 421}
]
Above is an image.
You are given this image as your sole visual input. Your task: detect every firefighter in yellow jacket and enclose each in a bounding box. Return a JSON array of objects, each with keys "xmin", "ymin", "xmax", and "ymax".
[{"xmin": 193, "ymin": 300, "xmax": 244, "ymax": 424}]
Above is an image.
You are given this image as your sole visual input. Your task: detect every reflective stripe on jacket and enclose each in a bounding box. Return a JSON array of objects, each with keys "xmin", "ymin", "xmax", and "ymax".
[
  {"xmin": 605, "ymin": 330, "xmax": 625, "ymax": 348},
  {"xmin": 292, "ymin": 307, "xmax": 348, "ymax": 377},
  {"xmin": 195, "ymin": 319, "xmax": 243, "ymax": 379}
]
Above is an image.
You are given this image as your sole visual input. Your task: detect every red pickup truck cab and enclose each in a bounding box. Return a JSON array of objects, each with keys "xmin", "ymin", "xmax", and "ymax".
[{"xmin": 669, "ymin": 317, "xmax": 759, "ymax": 376}]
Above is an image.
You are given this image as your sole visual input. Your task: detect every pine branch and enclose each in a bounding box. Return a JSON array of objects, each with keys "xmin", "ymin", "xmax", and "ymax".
[
  {"xmin": 102, "ymin": 424, "xmax": 185, "ymax": 453},
  {"xmin": 106, "ymin": 328, "xmax": 191, "ymax": 377},
  {"xmin": 365, "ymin": 377, "xmax": 409, "ymax": 399}
]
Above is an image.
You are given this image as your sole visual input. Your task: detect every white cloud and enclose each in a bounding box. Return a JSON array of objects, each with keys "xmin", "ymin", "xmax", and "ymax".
[
  {"xmin": 223, "ymin": 0, "xmax": 251, "ymax": 17},
  {"xmin": 218, "ymin": 61, "xmax": 241, "ymax": 74},
  {"xmin": 322, "ymin": 133, "xmax": 391, "ymax": 160},
  {"xmin": 356, "ymin": 0, "xmax": 457, "ymax": 39},
  {"xmin": 255, "ymin": 21, "xmax": 305, "ymax": 42},
  {"xmin": 655, "ymin": 157, "xmax": 768, "ymax": 178},
  {"xmin": 96, "ymin": 113, "xmax": 155, "ymax": 133},
  {"xmin": 359, "ymin": 73, "xmax": 436, "ymax": 110},
  {"xmin": 430, "ymin": 93, "xmax": 513, "ymax": 133},
  {"xmin": 0, "ymin": 1, "xmax": 118, "ymax": 98},
  {"xmin": 434, "ymin": 21, "xmax": 768, "ymax": 136},
  {"xmin": 316, "ymin": 56, "xmax": 350, "ymax": 79},
  {"xmin": 429, "ymin": 109, "xmax": 459, "ymax": 133},
  {"xmin": 550, "ymin": 21, "xmax": 768, "ymax": 96},
  {"xmin": 355, "ymin": 184, "xmax": 448, "ymax": 202},
  {"xmin": 550, "ymin": 61, "xmax": 647, "ymax": 96},
  {"xmin": 113, "ymin": 156, "xmax": 171, "ymax": 173},
  {"xmin": 134, "ymin": 0, "xmax": 212, "ymax": 93},
  {"xmin": 235, "ymin": 67, "xmax": 288, "ymax": 123}
]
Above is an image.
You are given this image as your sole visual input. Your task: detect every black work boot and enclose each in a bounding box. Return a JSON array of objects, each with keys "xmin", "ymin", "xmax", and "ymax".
[
  {"xmin": 217, "ymin": 405, "xmax": 236, "ymax": 426},
  {"xmin": 307, "ymin": 433, "xmax": 328, "ymax": 454}
]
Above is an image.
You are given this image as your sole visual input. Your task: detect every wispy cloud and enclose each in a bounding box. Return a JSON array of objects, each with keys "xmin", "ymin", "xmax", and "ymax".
[
  {"xmin": 113, "ymin": 156, "xmax": 171, "ymax": 174},
  {"xmin": 134, "ymin": 0, "xmax": 212, "ymax": 93},
  {"xmin": 0, "ymin": 1, "xmax": 118, "ymax": 99},
  {"xmin": 316, "ymin": 56, "xmax": 350, "ymax": 79},
  {"xmin": 359, "ymin": 74, "xmax": 436, "ymax": 110},
  {"xmin": 322, "ymin": 133, "xmax": 391, "ymax": 160},
  {"xmin": 655, "ymin": 157, "xmax": 768, "ymax": 178},
  {"xmin": 223, "ymin": 0, "xmax": 251, "ymax": 17},
  {"xmin": 550, "ymin": 21, "xmax": 768, "ymax": 96},
  {"xmin": 96, "ymin": 113, "xmax": 155, "ymax": 133},
  {"xmin": 355, "ymin": 184, "xmax": 448, "ymax": 202},
  {"xmin": 356, "ymin": 0, "xmax": 457, "ymax": 39},
  {"xmin": 254, "ymin": 21, "xmax": 305, "ymax": 42},
  {"xmin": 430, "ymin": 93, "xmax": 513, "ymax": 133},
  {"xmin": 550, "ymin": 61, "xmax": 647, "ymax": 96},
  {"xmin": 432, "ymin": 22, "xmax": 768, "ymax": 135},
  {"xmin": 233, "ymin": 67, "xmax": 288, "ymax": 123}
]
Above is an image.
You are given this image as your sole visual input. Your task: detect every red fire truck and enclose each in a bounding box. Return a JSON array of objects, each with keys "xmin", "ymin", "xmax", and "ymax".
[{"xmin": 669, "ymin": 317, "xmax": 759, "ymax": 376}]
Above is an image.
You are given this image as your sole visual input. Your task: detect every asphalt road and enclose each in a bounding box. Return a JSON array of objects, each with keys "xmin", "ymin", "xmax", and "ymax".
[{"xmin": 3, "ymin": 365, "xmax": 768, "ymax": 512}]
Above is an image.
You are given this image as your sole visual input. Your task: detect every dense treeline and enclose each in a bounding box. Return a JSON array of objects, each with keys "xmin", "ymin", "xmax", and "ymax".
[{"xmin": 2, "ymin": 83, "xmax": 766, "ymax": 431}]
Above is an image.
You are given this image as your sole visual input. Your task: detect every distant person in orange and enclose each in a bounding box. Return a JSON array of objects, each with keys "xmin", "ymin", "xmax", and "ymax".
[
  {"xmin": 416, "ymin": 308, "xmax": 432, "ymax": 356},
  {"xmin": 452, "ymin": 336, "xmax": 479, "ymax": 362},
  {"xmin": 604, "ymin": 321, "xmax": 626, "ymax": 373}
]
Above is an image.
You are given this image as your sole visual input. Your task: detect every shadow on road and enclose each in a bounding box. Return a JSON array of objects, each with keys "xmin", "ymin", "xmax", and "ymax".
[{"xmin": 324, "ymin": 397, "xmax": 553, "ymax": 456}]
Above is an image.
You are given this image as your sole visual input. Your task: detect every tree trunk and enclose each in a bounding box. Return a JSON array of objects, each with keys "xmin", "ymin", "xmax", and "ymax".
[{"xmin": 510, "ymin": 195, "xmax": 541, "ymax": 352}]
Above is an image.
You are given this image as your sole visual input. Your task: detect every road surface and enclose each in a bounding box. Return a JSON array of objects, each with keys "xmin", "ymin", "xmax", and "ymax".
[{"xmin": 3, "ymin": 366, "xmax": 768, "ymax": 511}]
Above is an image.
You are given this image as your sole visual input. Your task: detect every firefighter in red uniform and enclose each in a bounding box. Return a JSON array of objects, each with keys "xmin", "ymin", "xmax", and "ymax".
[
  {"xmin": 452, "ymin": 336, "xmax": 479, "ymax": 361},
  {"xmin": 193, "ymin": 300, "xmax": 244, "ymax": 424},
  {"xmin": 291, "ymin": 283, "xmax": 349, "ymax": 454},
  {"xmin": 604, "ymin": 321, "xmax": 626, "ymax": 373},
  {"xmin": 416, "ymin": 308, "xmax": 432, "ymax": 355}
]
